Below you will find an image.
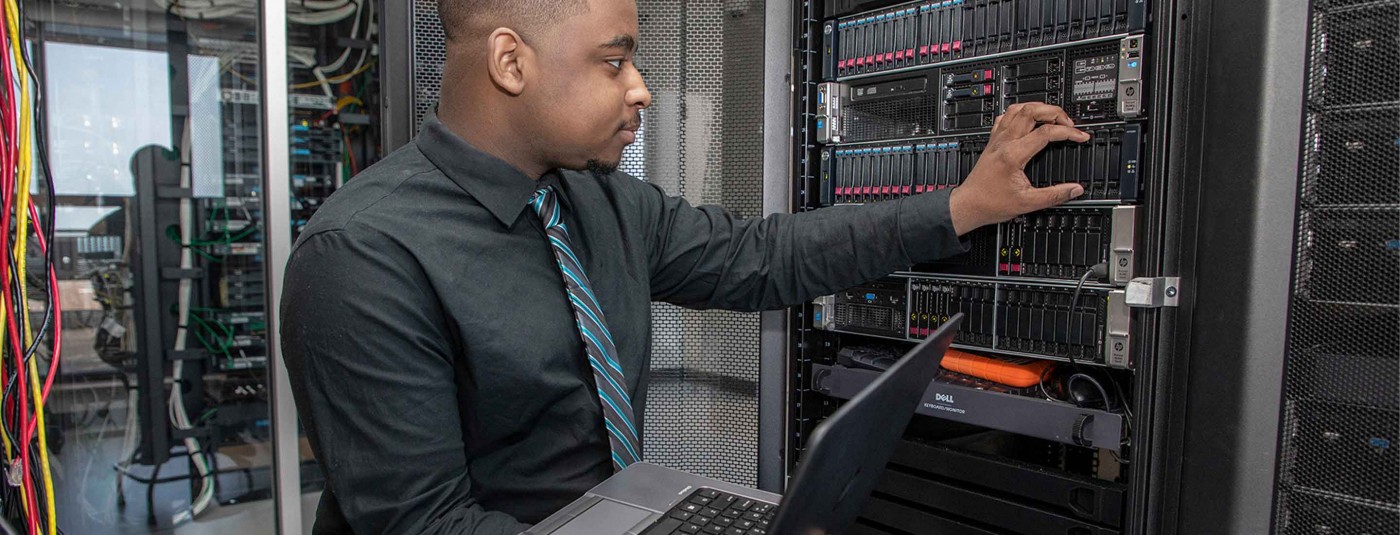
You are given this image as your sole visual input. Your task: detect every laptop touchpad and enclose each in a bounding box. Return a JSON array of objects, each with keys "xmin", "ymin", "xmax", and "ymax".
[{"xmin": 552, "ymin": 499, "xmax": 653, "ymax": 535}]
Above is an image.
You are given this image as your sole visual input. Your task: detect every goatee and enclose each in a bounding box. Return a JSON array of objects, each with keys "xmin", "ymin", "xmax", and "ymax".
[{"xmin": 585, "ymin": 159, "xmax": 619, "ymax": 178}]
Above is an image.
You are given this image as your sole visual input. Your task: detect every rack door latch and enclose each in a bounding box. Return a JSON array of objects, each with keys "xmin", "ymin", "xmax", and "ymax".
[{"xmin": 1125, "ymin": 277, "xmax": 1182, "ymax": 309}]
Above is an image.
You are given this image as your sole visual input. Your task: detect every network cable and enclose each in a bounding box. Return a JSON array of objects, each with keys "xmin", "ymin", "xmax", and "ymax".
[{"xmin": 1, "ymin": 0, "xmax": 64, "ymax": 532}]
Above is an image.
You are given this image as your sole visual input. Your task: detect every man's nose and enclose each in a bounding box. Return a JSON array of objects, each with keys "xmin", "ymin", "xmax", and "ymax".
[{"xmin": 626, "ymin": 69, "xmax": 652, "ymax": 110}]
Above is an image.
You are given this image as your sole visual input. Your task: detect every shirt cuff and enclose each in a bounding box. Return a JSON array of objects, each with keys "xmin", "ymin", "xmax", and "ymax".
[{"xmin": 896, "ymin": 189, "xmax": 972, "ymax": 264}]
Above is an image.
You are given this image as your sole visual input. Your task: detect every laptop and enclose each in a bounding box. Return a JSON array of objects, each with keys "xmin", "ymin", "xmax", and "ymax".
[{"xmin": 525, "ymin": 314, "xmax": 965, "ymax": 535}]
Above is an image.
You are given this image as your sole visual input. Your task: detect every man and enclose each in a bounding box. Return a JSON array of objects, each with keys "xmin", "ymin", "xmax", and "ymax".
[{"xmin": 280, "ymin": 0, "xmax": 1091, "ymax": 533}]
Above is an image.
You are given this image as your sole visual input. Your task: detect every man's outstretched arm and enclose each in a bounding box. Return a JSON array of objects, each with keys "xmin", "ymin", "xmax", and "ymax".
[{"xmin": 641, "ymin": 103, "xmax": 1089, "ymax": 312}]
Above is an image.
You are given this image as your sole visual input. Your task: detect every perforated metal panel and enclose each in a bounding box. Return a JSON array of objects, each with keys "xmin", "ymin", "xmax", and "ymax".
[
  {"xmin": 843, "ymin": 91, "xmax": 940, "ymax": 143},
  {"xmin": 1274, "ymin": 1, "xmax": 1400, "ymax": 532},
  {"xmin": 633, "ymin": 0, "xmax": 766, "ymax": 488},
  {"xmin": 407, "ymin": 0, "xmax": 767, "ymax": 487},
  {"xmin": 410, "ymin": 0, "xmax": 447, "ymax": 130}
]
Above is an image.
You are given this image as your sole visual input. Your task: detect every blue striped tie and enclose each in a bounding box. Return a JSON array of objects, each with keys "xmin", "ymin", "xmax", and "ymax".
[{"xmin": 530, "ymin": 186, "xmax": 642, "ymax": 471}]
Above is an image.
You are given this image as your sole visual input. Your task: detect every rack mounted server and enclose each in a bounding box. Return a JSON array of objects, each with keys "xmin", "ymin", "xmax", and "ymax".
[{"xmin": 789, "ymin": 1, "xmax": 1166, "ymax": 533}]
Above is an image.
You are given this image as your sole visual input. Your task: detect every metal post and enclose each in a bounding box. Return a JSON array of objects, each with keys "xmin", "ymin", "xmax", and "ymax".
[
  {"xmin": 758, "ymin": 0, "xmax": 795, "ymax": 494},
  {"xmin": 378, "ymin": 0, "xmax": 417, "ymax": 152},
  {"xmin": 1168, "ymin": 0, "xmax": 1308, "ymax": 531},
  {"xmin": 259, "ymin": 1, "xmax": 302, "ymax": 533},
  {"xmin": 132, "ymin": 152, "xmax": 170, "ymax": 467}
]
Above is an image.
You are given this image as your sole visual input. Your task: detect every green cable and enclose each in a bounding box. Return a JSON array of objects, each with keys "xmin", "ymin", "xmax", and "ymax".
[{"xmin": 189, "ymin": 313, "xmax": 234, "ymax": 356}]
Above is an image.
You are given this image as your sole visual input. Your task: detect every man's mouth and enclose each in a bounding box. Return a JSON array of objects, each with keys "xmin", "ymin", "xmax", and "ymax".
[{"xmin": 620, "ymin": 119, "xmax": 641, "ymax": 143}]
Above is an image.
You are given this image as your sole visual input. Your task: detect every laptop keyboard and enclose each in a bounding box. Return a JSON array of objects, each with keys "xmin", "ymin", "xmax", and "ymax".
[{"xmin": 639, "ymin": 488, "xmax": 777, "ymax": 535}]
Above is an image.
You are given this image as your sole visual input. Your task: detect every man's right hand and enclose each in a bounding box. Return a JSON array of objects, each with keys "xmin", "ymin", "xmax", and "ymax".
[{"xmin": 948, "ymin": 102, "xmax": 1092, "ymax": 236}]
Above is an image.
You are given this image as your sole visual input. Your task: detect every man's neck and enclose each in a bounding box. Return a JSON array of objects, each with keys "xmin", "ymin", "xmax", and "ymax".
[{"xmin": 437, "ymin": 87, "xmax": 550, "ymax": 180}]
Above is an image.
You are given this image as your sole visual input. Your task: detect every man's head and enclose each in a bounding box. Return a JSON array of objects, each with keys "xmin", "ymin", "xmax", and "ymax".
[{"xmin": 437, "ymin": 0, "xmax": 650, "ymax": 178}]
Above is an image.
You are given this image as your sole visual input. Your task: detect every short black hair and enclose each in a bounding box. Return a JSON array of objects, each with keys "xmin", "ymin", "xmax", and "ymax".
[{"xmin": 438, "ymin": 0, "xmax": 590, "ymax": 42}]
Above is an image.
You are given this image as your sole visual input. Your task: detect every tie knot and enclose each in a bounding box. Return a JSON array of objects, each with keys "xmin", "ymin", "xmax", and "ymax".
[
  {"xmin": 530, "ymin": 185, "xmax": 552, "ymax": 205},
  {"xmin": 530, "ymin": 186, "xmax": 561, "ymax": 229}
]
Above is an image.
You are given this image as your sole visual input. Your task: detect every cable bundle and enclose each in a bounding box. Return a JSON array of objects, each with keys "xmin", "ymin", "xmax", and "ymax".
[
  {"xmin": 0, "ymin": 0, "xmax": 62, "ymax": 534},
  {"xmin": 166, "ymin": 120, "xmax": 216, "ymax": 525},
  {"xmin": 153, "ymin": 0, "xmax": 362, "ymax": 25},
  {"xmin": 288, "ymin": 0, "xmax": 378, "ymax": 99}
]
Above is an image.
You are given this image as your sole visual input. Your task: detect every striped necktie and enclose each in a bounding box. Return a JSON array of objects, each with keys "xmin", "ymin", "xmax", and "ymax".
[{"xmin": 529, "ymin": 185, "xmax": 642, "ymax": 471}]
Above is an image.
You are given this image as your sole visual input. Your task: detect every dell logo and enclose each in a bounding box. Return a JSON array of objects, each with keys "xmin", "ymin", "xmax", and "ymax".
[{"xmin": 935, "ymin": 393, "xmax": 955, "ymax": 404}]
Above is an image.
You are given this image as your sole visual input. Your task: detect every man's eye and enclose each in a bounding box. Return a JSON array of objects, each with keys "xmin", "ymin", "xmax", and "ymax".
[{"xmin": 606, "ymin": 59, "xmax": 624, "ymax": 69}]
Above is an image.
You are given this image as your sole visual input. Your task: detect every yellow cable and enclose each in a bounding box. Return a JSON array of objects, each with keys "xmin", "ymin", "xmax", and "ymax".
[
  {"xmin": 7, "ymin": 0, "xmax": 57, "ymax": 530},
  {"xmin": 289, "ymin": 59, "xmax": 376, "ymax": 90},
  {"xmin": 334, "ymin": 95, "xmax": 364, "ymax": 112}
]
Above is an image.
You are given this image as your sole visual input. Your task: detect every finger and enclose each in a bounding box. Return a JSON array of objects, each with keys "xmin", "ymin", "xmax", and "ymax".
[
  {"xmin": 1023, "ymin": 183, "xmax": 1086, "ymax": 211},
  {"xmin": 1004, "ymin": 125, "xmax": 1091, "ymax": 165},
  {"xmin": 1021, "ymin": 102, "xmax": 1075, "ymax": 127},
  {"xmin": 993, "ymin": 103, "xmax": 1033, "ymax": 137},
  {"xmin": 995, "ymin": 103, "xmax": 1075, "ymax": 138}
]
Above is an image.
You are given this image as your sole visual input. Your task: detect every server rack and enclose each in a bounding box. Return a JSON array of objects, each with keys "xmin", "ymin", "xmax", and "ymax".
[
  {"xmin": 1272, "ymin": 1, "xmax": 1397, "ymax": 533},
  {"xmin": 786, "ymin": 1, "xmax": 1188, "ymax": 533}
]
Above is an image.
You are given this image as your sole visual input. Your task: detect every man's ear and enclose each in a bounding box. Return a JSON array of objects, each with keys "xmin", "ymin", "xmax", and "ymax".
[{"xmin": 486, "ymin": 28, "xmax": 531, "ymax": 96}]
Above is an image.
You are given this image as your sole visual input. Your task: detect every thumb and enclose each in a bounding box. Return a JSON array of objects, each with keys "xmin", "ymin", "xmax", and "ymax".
[{"xmin": 1026, "ymin": 183, "xmax": 1085, "ymax": 211}]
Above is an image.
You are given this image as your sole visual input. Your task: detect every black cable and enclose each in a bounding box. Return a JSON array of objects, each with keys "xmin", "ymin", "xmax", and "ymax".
[
  {"xmin": 0, "ymin": 501, "xmax": 14, "ymax": 535},
  {"xmin": 14, "ymin": 23, "xmax": 65, "ymax": 517},
  {"xmin": 0, "ymin": 254, "xmax": 53, "ymax": 455},
  {"xmin": 1066, "ymin": 265, "xmax": 1138, "ymax": 462},
  {"xmin": 0, "ymin": 29, "xmax": 57, "ymax": 519},
  {"xmin": 25, "ymin": 441, "xmax": 46, "ymax": 535},
  {"xmin": 1067, "ymin": 373, "xmax": 1114, "ymax": 412},
  {"xmin": 20, "ymin": 19, "xmax": 60, "ymax": 290},
  {"xmin": 1056, "ymin": 264, "xmax": 1134, "ymax": 415},
  {"xmin": 1065, "ymin": 263, "xmax": 1108, "ymax": 369},
  {"xmin": 1109, "ymin": 373, "xmax": 1134, "ymax": 423},
  {"xmin": 4, "ymin": 0, "xmax": 61, "ymax": 462},
  {"xmin": 1037, "ymin": 359, "xmax": 1059, "ymax": 402}
]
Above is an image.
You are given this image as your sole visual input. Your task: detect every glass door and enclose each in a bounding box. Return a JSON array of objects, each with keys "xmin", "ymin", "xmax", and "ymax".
[{"xmin": 28, "ymin": 1, "xmax": 285, "ymax": 532}]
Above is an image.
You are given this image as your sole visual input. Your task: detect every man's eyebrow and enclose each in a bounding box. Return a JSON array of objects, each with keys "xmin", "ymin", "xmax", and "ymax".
[{"xmin": 599, "ymin": 34, "xmax": 637, "ymax": 52}]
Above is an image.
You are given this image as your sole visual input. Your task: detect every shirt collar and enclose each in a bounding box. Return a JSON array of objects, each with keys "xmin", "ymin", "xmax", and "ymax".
[{"xmin": 416, "ymin": 111, "xmax": 569, "ymax": 227}]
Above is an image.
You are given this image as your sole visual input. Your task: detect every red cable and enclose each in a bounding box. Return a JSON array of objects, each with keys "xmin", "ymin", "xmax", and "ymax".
[
  {"xmin": 1, "ymin": 172, "xmax": 38, "ymax": 535},
  {"xmin": 343, "ymin": 129, "xmax": 358, "ymax": 174},
  {"xmin": 0, "ymin": 15, "xmax": 12, "ymax": 192},
  {"xmin": 23, "ymin": 203, "xmax": 60, "ymax": 447},
  {"xmin": 0, "ymin": 4, "xmax": 10, "ymax": 461},
  {"xmin": 20, "ymin": 205, "xmax": 59, "ymax": 535},
  {"xmin": 0, "ymin": 5, "xmax": 11, "ymax": 439},
  {"xmin": 27, "ymin": 204, "xmax": 58, "ymax": 401},
  {"xmin": 0, "ymin": 20, "xmax": 39, "ymax": 534}
]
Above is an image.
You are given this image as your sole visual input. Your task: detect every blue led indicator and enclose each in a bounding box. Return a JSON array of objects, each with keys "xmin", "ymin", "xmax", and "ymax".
[{"xmin": 1129, "ymin": 61, "xmax": 1139, "ymax": 68}]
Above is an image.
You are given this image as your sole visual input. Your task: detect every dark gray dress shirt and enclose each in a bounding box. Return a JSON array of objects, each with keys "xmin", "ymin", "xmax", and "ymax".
[{"xmin": 280, "ymin": 113, "xmax": 968, "ymax": 534}]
